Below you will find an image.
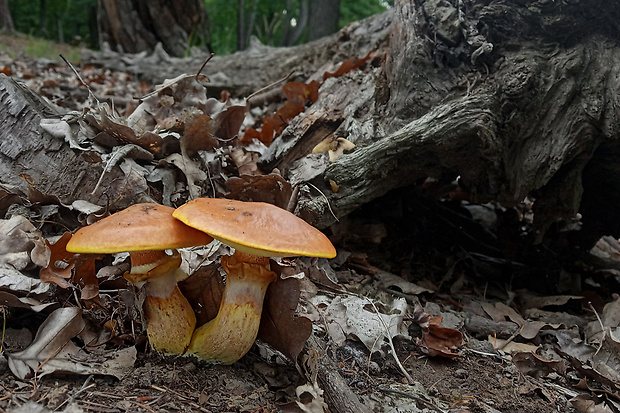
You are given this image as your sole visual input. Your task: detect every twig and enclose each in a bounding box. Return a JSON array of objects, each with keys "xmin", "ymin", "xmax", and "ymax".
[
  {"xmin": 495, "ymin": 323, "xmax": 523, "ymax": 351},
  {"xmin": 365, "ymin": 298, "xmax": 414, "ymax": 384},
  {"xmin": 307, "ymin": 183, "xmax": 339, "ymax": 222},
  {"xmin": 246, "ymin": 70, "xmax": 295, "ymax": 102},
  {"xmin": 377, "ymin": 387, "xmax": 447, "ymax": 413},
  {"xmin": 54, "ymin": 375, "xmax": 95, "ymax": 411},
  {"xmin": 590, "ymin": 301, "xmax": 605, "ymax": 356},
  {"xmin": 31, "ymin": 344, "xmax": 64, "ymax": 397},
  {"xmin": 195, "ymin": 53, "xmax": 215, "ymax": 81},
  {"xmin": 59, "ymin": 54, "xmax": 100, "ymax": 104}
]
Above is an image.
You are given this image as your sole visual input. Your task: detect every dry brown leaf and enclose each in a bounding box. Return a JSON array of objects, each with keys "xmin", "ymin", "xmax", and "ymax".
[
  {"xmin": 39, "ymin": 232, "xmax": 75, "ymax": 289},
  {"xmin": 258, "ymin": 264, "xmax": 312, "ymax": 361},
  {"xmin": 181, "ymin": 114, "xmax": 218, "ymax": 159},
  {"xmin": 179, "ymin": 262, "xmax": 223, "ymax": 326},
  {"xmin": 225, "ymin": 173, "xmax": 292, "ymax": 209},
  {"xmin": 421, "ymin": 316, "xmax": 464, "ymax": 358},
  {"xmin": 323, "ymin": 50, "xmax": 373, "ymax": 81},
  {"xmin": 73, "ymin": 256, "xmax": 99, "ymax": 302},
  {"xmin": 212, "ymin": 104, "xmax": 248, "ymax": 140},
  {"xmin": 229, "ymin": 147, "xmax": 261, "ymax": 176}
]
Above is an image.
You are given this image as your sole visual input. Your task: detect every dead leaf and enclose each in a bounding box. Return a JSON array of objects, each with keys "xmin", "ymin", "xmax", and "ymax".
[
  {"xmin": 225, "ymin": 173, "xmax": 292, "ymax": 209},
  {"xmin": 0, "ymin": 215, "xmax": 48, "ymax": 270},
  {"xmin": 8, "ymin": 307, "xmax": 136, "ymax": 379},
  {"xmin": 39, "ymin": 232, "xmax": 75, "ymax": 289},
  {"xmin": 0, "ymin": 291, "xmax": 56, "ymax": 312},
  {"xmin": 312, "ymin": 137, "xmax": 355, "ymax": 162},
  {"xmin": 179, "ymin": 262, "xmax": 223, "ymax": 326},
  {"xmin": 181, "ymin": 114, "xmax": 218, "ymax": 158},
  {"xmin": 212, "ymin": 104, "xmax": 248, "ymax": 140},
  {"xmin": 258, "ymin": 266, "xmax": 312, "ymax": 361},
  {"xmin": 7, "ymin": 307, "xmax": 85, "ymax": 379},
  {"xmin": 229, "ymin": 147, "xmax": 261, "ymax": 176},
  {"xmin": 323, "ymin": 50, "xmax": 372, "ymax": 81},
  {"xmin": 320, "ymin": 295, "xmax": 409, "ymax": 354},
  {"xmin": 421, "ymin": 316, "xmax": 464, "ymax": 358},
  {"xmin": 163, "ymin": 153, "xmax": 207, "ymax": 199}
]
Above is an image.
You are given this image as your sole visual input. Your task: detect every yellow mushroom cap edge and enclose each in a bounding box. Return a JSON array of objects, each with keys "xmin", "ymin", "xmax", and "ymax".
[
  {"xmin": 172, "ymin": 198, "xmax": 337, "ymax": 258},
  {"xmin": 66, "ymin": 203, "xmax": 213, "ymax": 254}
]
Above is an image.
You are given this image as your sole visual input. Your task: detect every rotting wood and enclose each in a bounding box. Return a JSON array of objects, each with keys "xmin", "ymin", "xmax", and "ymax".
[
  {"xmin": 307, "ymin": 334, "xmax": 372, "ymax": 413},
  {"xmin": 0, "ymin": 74, "xmax": 153, "ymax": 209}
]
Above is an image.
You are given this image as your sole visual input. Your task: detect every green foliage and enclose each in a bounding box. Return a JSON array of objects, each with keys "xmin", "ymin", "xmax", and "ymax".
[
  {"xmin": 8, "ymin": 0, "xmax": 97, "ymax": 48},
  {"xmin": 340, "ymin": 0, "xmax": 392, "ymax": 28},
  {"xmin": 206, "ymin": 0, "xmax": 390, "ymax": 55},
  {"xmin": 5, "ymin": 0, "xmax": 389, "ymax": 56}
]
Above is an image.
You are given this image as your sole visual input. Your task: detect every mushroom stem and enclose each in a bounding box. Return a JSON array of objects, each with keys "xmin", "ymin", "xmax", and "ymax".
[
  {"xmin": 188, "ymin": 252, "xmax": 276, "ymax": 364},
  {"xmin": 126, "ymin": 250, "xmax": 196, "ymax": 355},
  {"xmin": 144, "ymin": 285, "xmax": 196, "ymax": 354}
]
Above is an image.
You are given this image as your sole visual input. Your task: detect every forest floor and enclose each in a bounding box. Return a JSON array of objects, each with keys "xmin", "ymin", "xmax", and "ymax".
[{"xmin": 0, "ymin": 38, "xmax": 619, "ymax": 413}]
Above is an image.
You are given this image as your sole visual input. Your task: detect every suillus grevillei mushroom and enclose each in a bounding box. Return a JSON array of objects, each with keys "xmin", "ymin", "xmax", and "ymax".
[
  {"xmin": 172, "ymin": 197, "xmax": 337, "ymax": 364},
  {"xmin": 65, "ymin": 203, "xmax": 213, "ymax": 355}
]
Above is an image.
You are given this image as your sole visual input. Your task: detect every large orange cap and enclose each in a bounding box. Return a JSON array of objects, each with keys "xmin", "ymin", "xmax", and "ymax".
[
  {"xmin": 66, "ymin": 203, "xmax": 213, "ymax": 254},
  {"xmin": 173, "ymin": 198, "xmax": 337, "ymax": 258}
]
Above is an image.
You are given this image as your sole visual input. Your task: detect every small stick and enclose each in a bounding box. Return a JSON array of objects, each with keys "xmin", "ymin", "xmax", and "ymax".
[
  {"xmin": 246, "ymin": 70, "xmax": 295, "ymax": 102},
  {"xmin": 195, "ymin": 53, "xmax": 215, "ymax": 81},
  {"xmin": 59, "ymin": 54, "xmax": 99, "ymax": 104},
  {"xmin": 366, "ymin": 298, "xmax": 414, "ymax": 384},
  {"xmin": 307, "ymin": 183, "xmax": 339, "ymax": 222}
]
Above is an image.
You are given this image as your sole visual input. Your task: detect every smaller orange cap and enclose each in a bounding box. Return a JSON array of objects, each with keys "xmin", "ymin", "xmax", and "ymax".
[
  {"xmin": 173, "ymin": 198, "xmax": 336, "ymax": 258},
  {"xmin": 66, "ymin": 203, "xmax": 213, "ymax": 254}
]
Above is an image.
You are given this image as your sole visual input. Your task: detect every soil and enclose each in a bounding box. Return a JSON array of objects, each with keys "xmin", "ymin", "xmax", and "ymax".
[{"xmin": 0, "ymin": 336, "xmax": 575, "ymax": 413}]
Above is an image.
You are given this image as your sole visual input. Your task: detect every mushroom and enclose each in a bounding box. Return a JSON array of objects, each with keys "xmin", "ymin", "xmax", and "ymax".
[
  {"xmin": 172, "ymin": 198, "xmax": 336, "ymax": 364},
  {"xmin": 65, "ymin": 203, "xmax": 213, "ymax": 355}
]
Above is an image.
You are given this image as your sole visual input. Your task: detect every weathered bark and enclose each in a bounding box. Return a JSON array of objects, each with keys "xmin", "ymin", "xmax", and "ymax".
[
  {"xmin": 97, "ymin": 0, "xmax": 210, "ymax": 57},
  {"xmin": 0, "ymin": 74, "xmax": 153, "ymax": 211},
  {"xmin": 82, "ymin": 11, "xmax": 392, "ymax": 95},
  {"xmin": 267, "ymin": 0, "xmax": 620, "ymax": 249},
  {"xmin": 307, "ymin": 334, "xmax": 371, "ymax": 413}
]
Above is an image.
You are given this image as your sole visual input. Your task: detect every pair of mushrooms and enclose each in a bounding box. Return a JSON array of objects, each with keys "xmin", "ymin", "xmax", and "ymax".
[{"xmin": 65, "ymin": 199, "xmax": 335, "ymax": 364}]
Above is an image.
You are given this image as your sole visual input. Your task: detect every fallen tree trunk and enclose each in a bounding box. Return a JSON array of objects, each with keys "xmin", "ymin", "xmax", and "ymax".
[
  {"xmin": 270, "ymin": 0, "xmax": 620, "ymax": 249},
  {"xmin": 3, "ymin": 0, "xmax": 620, "ymax": 250}
]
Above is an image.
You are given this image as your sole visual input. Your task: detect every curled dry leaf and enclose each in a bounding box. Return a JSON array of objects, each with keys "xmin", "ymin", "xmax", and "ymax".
[
  {"xmin": 241, "ymin": 81, "xmax": 319, "ymax": 146},
  {"xmin": 39, "ymin": 232, "xmax": 75, "ymax": 288},
  {"xmin": 0, "ymin": 215, "xmax": 48, "ymax": 270},
  {"xmin": 179, "ymin": 262, "xmax": 224, "ymax": 326},
  {"xmin": 8, "ymin": 307, "xmax": 136, "ymax": 380},
  {"xmin": 225, "ymin": 172, "xmax": 292, "ymax": 209},
  {"xmin": 420, "ymin": 316, "xmax": 464, "ymax": 358},
  {"xmin": 312, "ymin": 136, "xmax": 356, "ymax": 162},
  {"xmin": 323, "ymin": 50, "xmax": 373, "ymax": 81},
  {"xmin": 258, "ymin": 264, "xmax": 313, "ymax": 361},
  {"xmin": 229, "ymin": 147, "xmax": 261, "ymax": 176},
  {"xmin": 8, "ymin": 307, "xmax": 85, "ymax": 379}
]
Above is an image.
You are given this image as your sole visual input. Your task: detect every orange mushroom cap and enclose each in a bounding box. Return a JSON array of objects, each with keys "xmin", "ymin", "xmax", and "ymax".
[
  {"xmin": 66, "ymin": 203, "xmax": 213, "ymax": 254},
  {"xmin": 172, "ymin": 198, "xmax": 336, "ymax": 258}
]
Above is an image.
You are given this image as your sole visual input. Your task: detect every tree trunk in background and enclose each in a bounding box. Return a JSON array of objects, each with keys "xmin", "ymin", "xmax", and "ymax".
[
  {"xmin": 97, "ymin": 0, "xmax": 210, "ymax": 57},
  {"xmin": 0, "ymin": 0, "xmax": 14, "ymax": 32},
  {"xmin": 237, "ymin": 0, "xmax": 246, "ymax": 51},
  {"xmin": 280, "ymin": 0, "xmax": 309, "ymax": 47},
  {"xmin": 307, "ymin": 0, "xmax": 340, "ymax": 41}
]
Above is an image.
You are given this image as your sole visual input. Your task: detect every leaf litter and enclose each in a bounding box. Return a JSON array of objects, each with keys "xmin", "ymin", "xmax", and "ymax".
[{"xmin": 2, "ymin": 46, "xmax": 620, "ymax": 413}]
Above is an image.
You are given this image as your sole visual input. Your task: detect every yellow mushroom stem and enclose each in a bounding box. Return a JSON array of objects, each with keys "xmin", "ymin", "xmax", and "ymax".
[
  {"xmin": 125, "ymin": 249, "xmax": 196, "ymax": 355},
  {"xmin": 188, "ymin": 251, "xmax": 277, "ymax": 364}
]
